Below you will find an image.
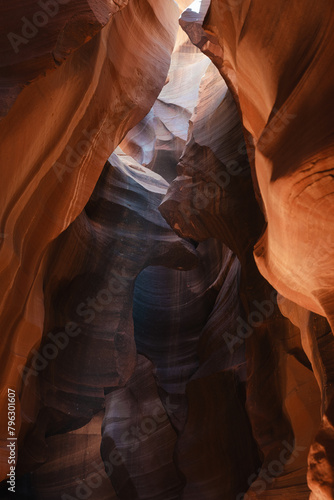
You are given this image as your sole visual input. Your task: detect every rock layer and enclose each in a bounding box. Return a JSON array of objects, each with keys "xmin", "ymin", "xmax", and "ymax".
[
  {"xmin": 0, "ymin": 0, "xmax": 179, "ymax": 479},
  {"xmin": 159, "ymin": 37, "xmax": 322, "ymax": 497},
  {"xmin": 176, "ymin": 1, "xmax": 334, "ymax": 498},
  {"xmin": 101, "ymin": 355, "xmax": 183, "ymax": 500},
  {"xmin": 0, "ymin": 0, "xmax": 129, "ymax": 117},
  {"xmin": 0, "ymin": 1, "xmax": 333, "ymax": 499},
  {"xmin": 17, "ymin": 149, "xmax": 198, "ymax": 477},
  {"xmin": 181, "ymin": 0, "xmax": 334, "ymax": 334}
]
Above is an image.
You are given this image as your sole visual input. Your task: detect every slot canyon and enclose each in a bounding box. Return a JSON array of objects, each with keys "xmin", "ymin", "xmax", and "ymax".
[{"xmin": 0, "ymin": 0, "xmax": 333, "ymax": 499}]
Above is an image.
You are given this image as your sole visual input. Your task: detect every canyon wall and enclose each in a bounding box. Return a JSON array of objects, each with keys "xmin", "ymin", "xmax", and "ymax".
[
  {"xmin": 0, "ymin": 0, "xmax": 180, "ymax": 480},
  {"xmin": 0, "ymin": 1, "xmax": 333, "ymax": 499}
]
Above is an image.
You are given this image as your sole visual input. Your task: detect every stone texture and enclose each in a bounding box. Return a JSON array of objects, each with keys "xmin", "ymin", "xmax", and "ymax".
[
  {"xmin": 0, "ymin": 0, "xmax": 333, "ymax": 499},
  {"xmin": 180, "ymin": 0, "xmax": 334, "ymax": 344},
  {"xmin": 159, "ymin": 28, "xmax": 323, "ymax": 498},
  {"xmin": 121, "ymin": 5, "xmax": 210, "ymax": 182},
  {"xmin": 0, "ymin": 0, "xmax": 129, "ymax": 117},
  {"xmin": 0, "ymin": 0, "xmax": 179, "ymax": 479},
  {"xmin": 32, "ymin": 412, "xmax": 117, "ymax": 500},
  {"xmin": 101, "ymin": 355, "xmax": 183, "ymax": 500},
  {"xmin": 16, "ymin": 149, "xmax": 198, "ymax": 477},
  {"xmin": 173, "ymin": 1, "xmax": 334, "ymax": 498}
]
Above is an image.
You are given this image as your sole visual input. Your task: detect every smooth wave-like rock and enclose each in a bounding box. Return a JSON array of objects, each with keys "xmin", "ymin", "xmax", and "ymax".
[
  {"xmin": 179, "ymin": 2, "xmax": 334, "ymax": 497},
  {"xmin": 133, "ymin": 238, "xmax": 261, "ymax": 499},
  {"xmin": 180, "ymin": 0, "xmax": 334, "ymax": 363},
  {"xmin": 133, "ymin": 237, "xmax": 224, "ymax": 433},
  {"xmin": 1, "ymin": 1, "xmax": 332, "ymax": 499},
  {"xmin": 0, "ymin": 0, "xmax": 180, "ymax": 480},
  {"xmin": 101, "ymin": 355, "xmax": 183, "ymax": 500},
  {"xmin": 16, "ymin": 149, "xmax": 198, "ymax": 478},
  {"xmin": 32, "ymin": 412, "xmax": 118, "ymax": 500},
  {"xmin": 159, "ymin": 46, "xmax": 323, "ymax": 497},
  {"xmin": 121, "ymin": 7, "xmax": 210, "ymax": 182},
  {"xmin": 278, "ymin": 296, "xmax": 334, "ymax": 500},
  {"xmin": 176, "ymin": 249, "xmax": 261, "ymax": 500},
  {"xmin": 0, "ymin": 0, "xmax": 129, "ymax": 117}
]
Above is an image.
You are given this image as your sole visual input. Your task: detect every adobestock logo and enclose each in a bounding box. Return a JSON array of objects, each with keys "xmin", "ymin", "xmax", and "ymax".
[
  {"xmin": 60, "ymin": 397, "xmax": 179, "ymax": 500},
  {"xmin": 223, "ymin": 290, "xmax": 278, "ymax": 353},
  {"xmin": 7, "ymin": 0, "xmax": 71, "ymax": 54},
  {"xmin": 117, "ymin": 397, "xmax": 179, "ymax": 454},
  {"xmin": 177, "ymin": 158, "xmax": 245, "ymax": 225},
  {"xmin": 236, "ymin": 440, "xmax": 307, "ymax": 499},
  {"xmin": 176, "ymin": 105, "xmax": 296, "ymax": 227},
  {"xmin": 18, "ymin": 267, "xmax": 129, "ymax": 386}
]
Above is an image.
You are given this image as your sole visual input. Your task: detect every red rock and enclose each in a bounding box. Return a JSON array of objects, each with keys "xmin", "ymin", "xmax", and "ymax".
[
  {"xmin": 0, "ymin": 1, "xmax": 333, "ymax": 498},
  {"xmin": 0, "ymin": 0, "xmax": 179, "ymax": 479}
]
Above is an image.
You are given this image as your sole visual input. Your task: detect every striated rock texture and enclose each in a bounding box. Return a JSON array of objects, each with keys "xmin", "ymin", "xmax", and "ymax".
[
  {"xmin": 0, "ymin": 0, "xmax": 129, "ymax": 116},
  {"xmin": 101, "ymin": 355, "xmax": 184, "ymax": 500},
  {"xmin": 159, "ymin": 37, "xmax": 322, "ymax": 498},
  {"xmin": 0, "ymin": 0, "xmax": 180, "ymax": 480},
  {"xmin": 0, "ymin": 0, "xmax": 333, "ymax": 499},
  {"xmin": 173, "ymin": 249, "xmax": 261, "ymax": 500},
  {"xmin": 278, "ymin": 296, "xmax": 334, "ymax": 500},
  {"xmin": 31, "ymin": 412, "xmax": 118, "ymax": 500},
  {"xmin": 170, "ymin": 1, "xmax": 333, "ymax": 498},
  {"xmin": 121, "ymin": 4, "xmax": 210, "ymax": 182},
  {"xmin": 193, "ymin": 0, "xmax": 334, "ymax": 327},
  {"xmin": 16, "ymin": 149, "xmax": 198, "ymax": 488}
]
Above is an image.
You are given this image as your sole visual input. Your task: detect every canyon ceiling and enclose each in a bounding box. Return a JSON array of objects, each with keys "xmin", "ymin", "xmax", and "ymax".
[{"xmin": 0, "ymin": 0, "xmax": 333, "ymax": 499}]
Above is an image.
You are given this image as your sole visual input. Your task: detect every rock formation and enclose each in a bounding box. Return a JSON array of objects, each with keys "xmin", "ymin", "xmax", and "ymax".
[
  {"xmin": 186, "ymin": 0, "xmax": 334, "ymax": 328},
  {"xmin": 17, "ymin": 149, "xmax": 198, "ymax": 497},
  {"xmin": 170, "ymin": 1, "xmax": 333, "ymax": 497},
  {"xmin": 0, "ymin": 0, "xmax": 179, "ymax": 480},
  {"xmin": 0, "ymin": 0, "xmax": 333, "ymax": 499}
]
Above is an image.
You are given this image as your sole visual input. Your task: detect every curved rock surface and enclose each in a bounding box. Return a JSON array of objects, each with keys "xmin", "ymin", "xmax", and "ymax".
[
  {"xmin": 160, "ymin": 38, "xmax": 323, "ymax": 498},
  {"xmin": 0, "ymin": 1, "xmax": 333, "ymax": 499},
  {"xmin": 16, "ymin": 149, "xmax": 198, "ymax": 476},
  {"xmin": 121, "ymin": 3, "xmax": 210, "ymax": 182},
  {"xmin": 181, "ymin": 0, "xmax": 334, "ymax": 338},
  {"xmin": 101, "ymin": 355, "xmax": 183, "ymax": 500},
  {"xmin": 0, "ymin": 0, "xmax": 179, "ymax": 480},
  {"xmin": 32, "ymin": 412, "xmax": 118, "ymax": 500},
  {"xmin": 0, "ymin": 0, "xmax": 130, "ymax": 117},
  {"xmin": 173, "ymin": 1, "xmax": 334, "ymax": 497}
]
